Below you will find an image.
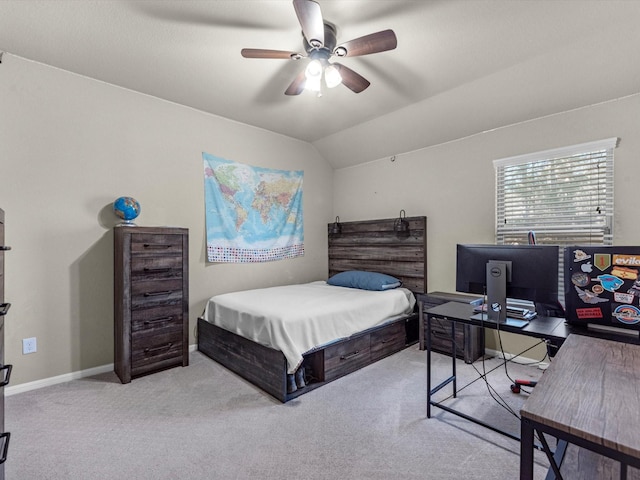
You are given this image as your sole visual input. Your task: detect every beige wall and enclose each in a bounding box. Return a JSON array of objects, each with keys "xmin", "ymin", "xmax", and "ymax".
[
  {"xmin": 0, "ymin": 56, "xmax": 334, "ymax": 386},
  {"xmin": 333, "ymin": 93, "xmax": 640, "ymax": 359},
  {"xmin": 2, "ymin": 51, "xmax": 639, "ymax": 387}
]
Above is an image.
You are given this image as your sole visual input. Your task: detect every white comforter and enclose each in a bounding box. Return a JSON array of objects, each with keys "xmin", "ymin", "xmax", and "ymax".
[{"xmin": 203, "ymin": 281, "xmax": 416, "ymax": 373}]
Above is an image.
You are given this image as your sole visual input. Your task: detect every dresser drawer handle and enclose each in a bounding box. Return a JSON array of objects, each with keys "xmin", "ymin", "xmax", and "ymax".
[
  {"xmin": 431, "ymin": 330, "xmax": 452, "ymax": 340},
  {"xmin": 143, "ymin": 291, "xmax": 173, "ymax": 297},
  {"xmin": 0, "ymin": 432, "xmax": 10, "ymax": 464},
  {"xmin": 0, "ymin": 303, "xmax": 10, "ymax": 316},
  {"xmin": 143, "ymin": 243, "xmax": 173, "ymax": 249},
  {"xmin": 0, "ymin": 246, "xmax": 11, "ymax": 251},
  {"xmin": 143, "ymin": 316, "xmax": 173, "ymax": 326},
  {"xmin": 340, "ymin": 350, "xmax": 360, "ymax": 360},
  {"xmin": 143, "ymin": 267, "xmax": 172, "ymax": 273},
  {"xmin": 0, "ymin": 365, "xmax": 12, "ymax": 388},
  {"xmin": 144, "ymin": 343, "xmax": 173, "ymax": 355}
]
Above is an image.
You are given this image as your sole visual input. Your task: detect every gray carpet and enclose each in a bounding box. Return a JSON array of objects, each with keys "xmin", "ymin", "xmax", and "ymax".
[{"xmin": 5, "ymin": 346, "xmax": 552, "ymax": 479}]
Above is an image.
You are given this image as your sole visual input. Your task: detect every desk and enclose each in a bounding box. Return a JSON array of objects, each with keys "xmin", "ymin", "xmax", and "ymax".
[
  {"xmin": 520, "ymin": 334, "xmax": 640, "ymax": 480},
  {"xmin": 424, "ymin": 301, "xmax": 568, "ymax": 442}
]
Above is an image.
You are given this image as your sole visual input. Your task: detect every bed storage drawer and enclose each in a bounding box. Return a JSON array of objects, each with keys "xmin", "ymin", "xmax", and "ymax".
[
  {"xmin": 324, "ymin": 335, "xmax": 371, "ymax": 382},
  {"xmin": 370, "ymin": 321, "xmax": 405, "ymax": 362}
]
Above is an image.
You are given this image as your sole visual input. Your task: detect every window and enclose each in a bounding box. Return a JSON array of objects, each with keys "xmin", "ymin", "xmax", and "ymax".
[
  {"xmin": 494, "ymin": 138, "xmax": 617, "ymax": 305},
  {"xmin": 494, "ymin": 138, "xmax": 617, "ymax": 247}
]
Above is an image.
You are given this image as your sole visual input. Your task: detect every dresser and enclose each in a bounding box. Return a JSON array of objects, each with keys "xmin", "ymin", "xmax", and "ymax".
[
  {"xmin": 418, "ymin": 291, "xmax": 484, "ymax": 363},
  {"xmin": 0, "ymin": 209, "xmax": 11, "ymax": 478},
  {"xmin": 114, "ymin": 226, "xmax": 189, "ymax": 383}
]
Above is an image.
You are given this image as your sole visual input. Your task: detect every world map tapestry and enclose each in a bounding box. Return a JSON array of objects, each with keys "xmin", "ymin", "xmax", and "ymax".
[{"xmin": 203, "ymin": 153, "xmax": 304, "ymax": 263}]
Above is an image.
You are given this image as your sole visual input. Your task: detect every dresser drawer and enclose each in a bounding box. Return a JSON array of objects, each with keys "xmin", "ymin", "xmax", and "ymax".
[
  {"xmin": 131, "ymin": 278, "xmax": 183, "ymax": 309},
  {"xmin": 131, "ymin": 331, "xmax": 183, "ymax": 376},
  {"xmin": 370, "ymin": 321, "xmax": 405, "ymax": 362},
  {"xmin": 131, "ymin": 304, "xmax": 183, "ymax": 336},
  {"xmin": 130, "ymin": 234, "xmax": 184, "ymax": 257},
  {"xmin": 429, "ymin": 316, "xmax": 464, "ymax": 356},
  {"xmin": 131, "ymin": 256, "xmax": 183, "ymax": 280},
  {"xmin": 427, "ymin": 316, "xmax": 484, "ymax": 363},
  {"xmin": 324, "ymin": 335, "xmax": 371, "ymax": 382}
]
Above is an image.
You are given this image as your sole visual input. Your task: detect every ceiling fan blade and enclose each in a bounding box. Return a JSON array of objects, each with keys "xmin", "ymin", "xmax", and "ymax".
[
  {"xmin": 241, "ymin": 49, "xmax": 304, "ymax": 60},
  {"xmin": 293, "ymin": 0, "xmax": 324, "ymax": 47},
  {"xmin": 334, "ymin": 63, "xmax": 370, "ymax": 93},
  {"xmin": 335, "ymin": 29, "xmax": 397, "ymax": 57},
  {"xmin": 285, "ymin": 69, "xmax": 307, "ymax": 96}
]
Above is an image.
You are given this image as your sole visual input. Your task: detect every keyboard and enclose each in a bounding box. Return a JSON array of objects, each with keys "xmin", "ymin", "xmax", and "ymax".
[
  {"xmin": 473, "ymin": 304, "xmax": 537, "ymax": 320},
  {"xmin": 506, "ymin": 306, "xmax": 537, "ymax": 320}
]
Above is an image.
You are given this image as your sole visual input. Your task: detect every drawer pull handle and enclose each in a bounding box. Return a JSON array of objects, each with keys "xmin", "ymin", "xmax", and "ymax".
[
  {"xmin": 144, "ymin": 343, "xmax": 173, "ymax": 355},
  {"xmin": 0, "ymin": 365, "xmax": 12, "ymax": 387},
  {"xmin": 0, "ymin": 432, "xmax": 10, "ymax": 464},
  {"xmin": 143, "ymin": 316, "xmax": 173, "ymax": 326},
  {"xmin": 144, "ymin": 291, "xmax": 173, "ymax": 297},
  {"xmin": 431, "ymin": 330, "xmax": 452, "ymax": 340},
  {"xmin": 143, "ymin": 244, "xmax": 172, "ymax": 249},
  {"xmin": 0, "ymin": 303, "xmax": 10, "ymax": 316},
  {"xmin": 0, "ymin": 246, "xmax": 11, "ymax": 251},
  {"xmin": 143, "ymin": 267, "xmax": 171, "ymax": 273},
  {"xmin": 340, "ymin": 350, "xmax": 360, "ymax": 360}
]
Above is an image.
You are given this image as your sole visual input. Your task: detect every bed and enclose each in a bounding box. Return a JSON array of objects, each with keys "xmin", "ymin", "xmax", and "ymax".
[{"xmin": 197, "ymin": 216, "xmax": 427, "ymax": 402}]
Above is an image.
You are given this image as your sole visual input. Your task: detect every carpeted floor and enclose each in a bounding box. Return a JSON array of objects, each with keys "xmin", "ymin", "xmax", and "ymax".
[{"xmin": 5, "ymin": 346, "xmax": 553, "ymax": 479}]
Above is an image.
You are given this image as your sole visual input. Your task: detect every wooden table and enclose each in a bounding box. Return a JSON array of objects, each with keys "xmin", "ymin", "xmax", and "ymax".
[{"xmin": 520, "ymin": 334, "xmax": 640, "ymax": 479}]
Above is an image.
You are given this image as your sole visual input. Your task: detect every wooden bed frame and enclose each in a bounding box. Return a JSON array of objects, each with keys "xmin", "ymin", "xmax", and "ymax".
[{"xmin": 197, "ymin": 216, "xmax": 427, "ymax": 402}]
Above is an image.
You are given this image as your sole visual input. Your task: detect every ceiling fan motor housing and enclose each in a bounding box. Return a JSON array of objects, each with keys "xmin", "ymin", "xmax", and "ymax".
[{"xmin": 304, "ymin": 22, "xmax": 338, "ymax": 59}]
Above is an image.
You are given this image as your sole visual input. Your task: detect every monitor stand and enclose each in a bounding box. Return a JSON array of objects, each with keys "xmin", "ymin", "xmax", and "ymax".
[
  {"xmin": 486, "ymin": 260, "xmax": 510, "ymax": 323},
  {"xmin": 469, "ymin": 259, "xmax": 528, "ymax": 328}
]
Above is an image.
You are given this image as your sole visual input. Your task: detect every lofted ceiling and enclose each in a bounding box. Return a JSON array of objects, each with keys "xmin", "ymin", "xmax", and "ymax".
[{"xmin": 1, "ymin": 0, "xmax": 640, "ymax": 169}]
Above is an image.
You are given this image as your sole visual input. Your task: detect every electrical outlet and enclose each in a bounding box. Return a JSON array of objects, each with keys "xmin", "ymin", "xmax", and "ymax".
[{"xmin": 22, "ymin": 337, "xmax": 37, "ymax": 355}]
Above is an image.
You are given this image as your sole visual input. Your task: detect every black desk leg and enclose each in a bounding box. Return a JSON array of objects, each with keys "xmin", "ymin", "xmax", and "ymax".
[
  {"xmin": 451, "ymin": 320, "xmax": 457, "ymax": 398},
  {"xmin": 426, "ymin": 312, "xmax": 432, "ymax": 418},
  {"xmin": 520, "ymin": 418, "xmax": 535, "ymax": 480}
]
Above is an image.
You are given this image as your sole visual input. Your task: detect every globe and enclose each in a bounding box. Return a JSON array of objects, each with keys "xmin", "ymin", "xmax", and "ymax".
[{"xmin": 113, "ymin": 196, "xmax": 141, "ymax": 225}]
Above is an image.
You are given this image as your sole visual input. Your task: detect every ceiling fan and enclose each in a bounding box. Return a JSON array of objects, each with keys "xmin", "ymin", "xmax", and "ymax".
[{"xmin": 241, "ymin": 0, "xmax": 397, "ymax": 96}]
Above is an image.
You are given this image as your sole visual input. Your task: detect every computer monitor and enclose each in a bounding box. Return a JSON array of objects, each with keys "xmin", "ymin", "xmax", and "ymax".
[{"xmin": 456, "ymin": 244, "xmax": 560, "ymax": 323}]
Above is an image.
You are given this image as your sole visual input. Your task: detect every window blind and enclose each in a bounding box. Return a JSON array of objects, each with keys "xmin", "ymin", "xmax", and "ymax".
[{"xmin": 494, "ymin": 138, "xmax": 617, "ymax": 247}]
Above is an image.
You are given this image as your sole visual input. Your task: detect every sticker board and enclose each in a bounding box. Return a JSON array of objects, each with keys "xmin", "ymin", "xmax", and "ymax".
[{"xmin": 564, "ymin": 246, "xmax": 640, "ymax": 330}]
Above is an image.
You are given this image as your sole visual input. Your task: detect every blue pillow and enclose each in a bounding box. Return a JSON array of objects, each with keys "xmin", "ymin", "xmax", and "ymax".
[{"xmin": 327, "ymin": 271, "xmax": 402, "ymax": 291}]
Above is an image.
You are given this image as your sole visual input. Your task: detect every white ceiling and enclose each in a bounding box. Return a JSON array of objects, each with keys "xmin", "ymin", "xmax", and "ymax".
[{"xmin": 2, "ymin": 0, "xmax": 640, "ymax": 169}]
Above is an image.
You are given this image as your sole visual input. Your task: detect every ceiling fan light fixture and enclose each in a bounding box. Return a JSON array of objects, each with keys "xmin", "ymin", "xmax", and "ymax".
[
  {"xmin": 324, "ymin": 64, "xmax": 342, "ymax": 88},
  {"xmin": 305, "ymin": 74, "xmax": 322, "ymax": 93},
  {"xmin": 305, "ymin": 59, "xmax": 323, "ymax": 79}
]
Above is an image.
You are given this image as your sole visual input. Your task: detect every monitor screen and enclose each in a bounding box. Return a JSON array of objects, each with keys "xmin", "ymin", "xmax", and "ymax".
[
  {"xmin": 564, "ymin": 246, "xmax": 640, "ymax": 332},
  {"xmin": 456, "ymin": 244, "xmax": 560, "ymax": 307}
]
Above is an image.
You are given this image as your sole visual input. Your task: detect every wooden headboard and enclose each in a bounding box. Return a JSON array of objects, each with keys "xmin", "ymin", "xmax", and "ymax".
[{"xmin": 328, "ymin": 216, "xmax": 427, "ymax": 294}]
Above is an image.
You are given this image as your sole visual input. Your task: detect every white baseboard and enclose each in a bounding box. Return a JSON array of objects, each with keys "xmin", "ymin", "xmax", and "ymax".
[
  {"xmin": 5, "ymin": 344, "xmax": 198, "ymax": 397},
  {"xmin": 485, "ymin": 348, "xmax": 549, "ymax": 370}
]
